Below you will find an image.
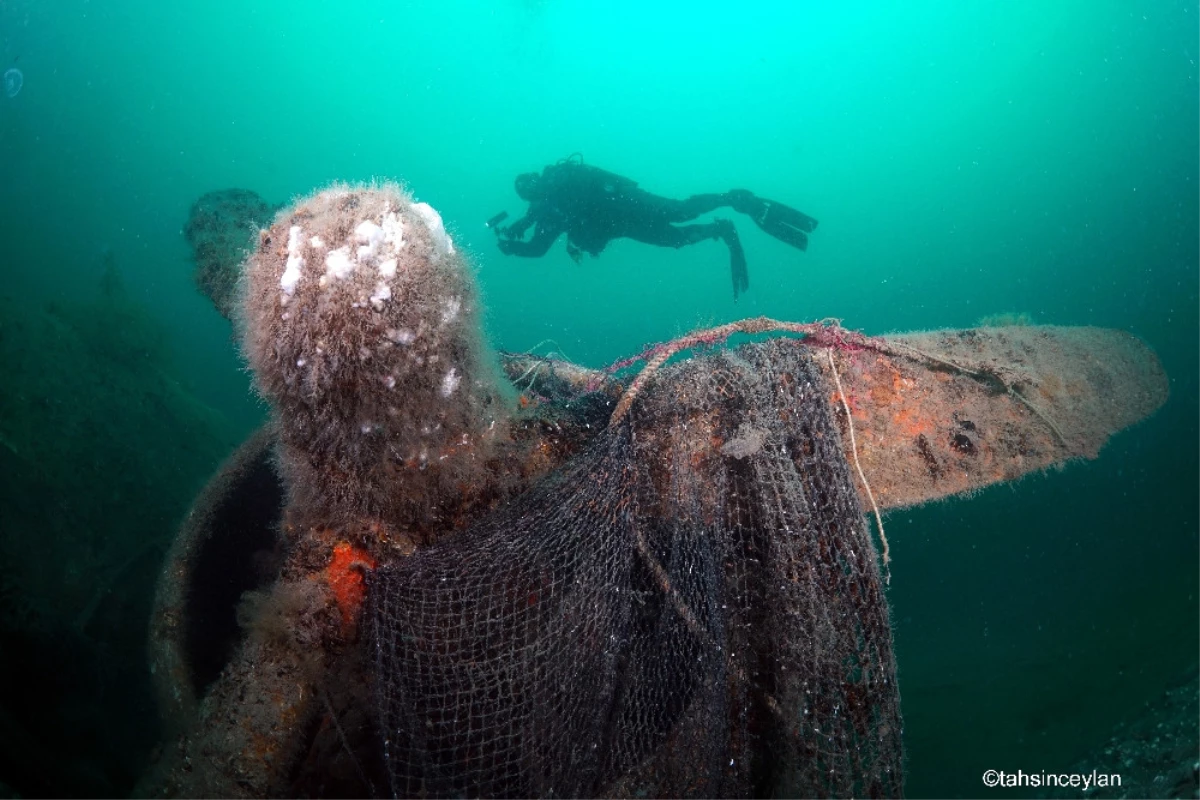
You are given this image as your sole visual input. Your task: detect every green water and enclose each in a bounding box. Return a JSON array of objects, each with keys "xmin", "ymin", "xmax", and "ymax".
[{"xmin": 0, "ymin": 1, "xmax": 1195, "ymax": 797}]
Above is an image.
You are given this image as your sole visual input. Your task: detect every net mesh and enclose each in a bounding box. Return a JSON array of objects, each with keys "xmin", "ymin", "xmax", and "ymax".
[{"xmin": 369, "ymin": 339, "xmax": 903, "ymax": 797}]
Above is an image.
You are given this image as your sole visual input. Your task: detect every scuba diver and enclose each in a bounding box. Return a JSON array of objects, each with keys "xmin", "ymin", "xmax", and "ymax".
[{"xmin": 489, "ymin": 154, "xmax": 818, "ymax": 299}]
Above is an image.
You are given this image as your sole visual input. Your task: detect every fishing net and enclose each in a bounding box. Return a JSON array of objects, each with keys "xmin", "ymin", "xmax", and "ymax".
[
  {"xmin": 369, "ymin": 338, "xmax": 903, "ymax": 798},
  {"xmin": 146, "ymin": 183, "xmax": 1169, "ymax": 800}
]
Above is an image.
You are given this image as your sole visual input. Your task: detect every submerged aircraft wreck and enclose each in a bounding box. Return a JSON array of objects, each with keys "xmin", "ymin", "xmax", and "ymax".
[{"xmin": 139, "ymin": 184, "xmax": 1167, "ymax": 798}]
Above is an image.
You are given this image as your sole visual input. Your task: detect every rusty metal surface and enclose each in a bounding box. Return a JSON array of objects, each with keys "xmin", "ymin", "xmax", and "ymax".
[
  {"xmin": 816, "ymin": 325, "xmax": 1169, "ymax": 510},
  {"xmin": 143, "ymin": 323, "xmax": 1169, "ymax": 797}
]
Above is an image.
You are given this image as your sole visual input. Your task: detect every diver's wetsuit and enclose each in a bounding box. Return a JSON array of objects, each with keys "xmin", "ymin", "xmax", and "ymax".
[{"xmin": 494, "ymin": 157, "xmax": 818, "ymax": 299}]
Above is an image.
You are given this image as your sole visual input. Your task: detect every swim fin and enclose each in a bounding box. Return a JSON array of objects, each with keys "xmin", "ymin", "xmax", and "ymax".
[
  {"xmin": 729, "ymin": 190, "xmax": 818, "ymax": 251},
  {"xmin": 715, "ymin": 218, "xmax": 749, "ymax": 299},
  {"xmin": 730, "ymin": 235, "xmax": 748, "ymax": 299}
]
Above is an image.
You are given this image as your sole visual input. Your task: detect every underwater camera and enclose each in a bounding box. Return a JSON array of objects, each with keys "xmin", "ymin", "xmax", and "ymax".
[{"xmin": 486, "ymin": 210, "xmax": 509, "ymax": 235}]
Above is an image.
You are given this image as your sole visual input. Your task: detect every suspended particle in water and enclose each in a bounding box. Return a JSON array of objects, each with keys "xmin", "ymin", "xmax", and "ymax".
[{"xmin": 4, "ymin": 68, "xmax": 23, "ymax": 98}]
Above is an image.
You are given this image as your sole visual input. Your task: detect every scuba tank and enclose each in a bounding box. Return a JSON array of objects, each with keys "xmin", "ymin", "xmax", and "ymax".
[{"xmin": 542, "ymin": 153, "xmax": 638, "ymax": 198}]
